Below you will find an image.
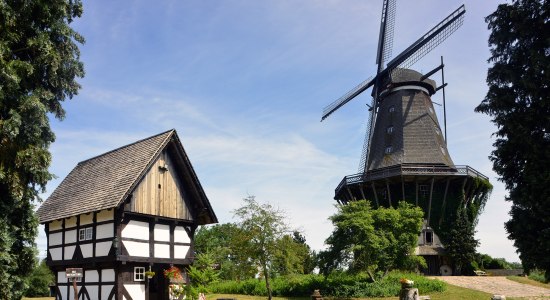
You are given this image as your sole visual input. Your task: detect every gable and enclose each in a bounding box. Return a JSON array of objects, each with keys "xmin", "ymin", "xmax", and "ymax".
[{"xmin": 129, "ymin": 149, "xmax": 192, "ymax": 220}]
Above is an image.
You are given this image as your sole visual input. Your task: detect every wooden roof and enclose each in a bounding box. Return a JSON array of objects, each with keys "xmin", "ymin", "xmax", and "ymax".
[{"xmin": 37, "ymin": 129, "xmax": 217, "ymax": 224}]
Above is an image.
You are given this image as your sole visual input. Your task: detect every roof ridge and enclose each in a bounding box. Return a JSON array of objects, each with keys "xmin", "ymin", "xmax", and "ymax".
[{"xmin": 77, "ymin": 129, "xmax": 175, "ymax": 165}]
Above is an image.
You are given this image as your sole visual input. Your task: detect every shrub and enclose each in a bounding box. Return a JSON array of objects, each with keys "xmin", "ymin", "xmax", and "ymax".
[
  {"xmin": 208, "ymin": 271, "xmax": 446, "ymax": 297},
  {"xmin": 528, "ymin": 270, "xmax": 548, "ymax": 284}
]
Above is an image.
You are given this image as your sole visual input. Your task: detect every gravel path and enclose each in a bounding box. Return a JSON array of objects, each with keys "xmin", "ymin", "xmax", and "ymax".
[{"xmin": 435, "ymin": 276, "xmax": 550, "ymax": 298}]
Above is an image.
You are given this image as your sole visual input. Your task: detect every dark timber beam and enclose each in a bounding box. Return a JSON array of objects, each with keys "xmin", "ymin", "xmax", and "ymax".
[
  {"xmin": 401, "ymin": 176, "xmax": 406, "ymax": 201},
  {"xmin": 372, "ymin": 182, "xmax": 379, "ymax": 208},
  {"xmin": 427, "ymin": 177, "xmax": 435, "ymax": 225},
  {"xmin": 386, "ymin": 179, "xmax": 392, "ymax": 207},
  {"xmin": 439, "ymin": 178, "xmax": 451, "ymax": 227},
  {"xmin": 359, "ymin": 186, "xmax": 367, "ymax": 201},
  {"xmin": 415, "ymin": 180, "xmax": 419, "ymax": 206}
]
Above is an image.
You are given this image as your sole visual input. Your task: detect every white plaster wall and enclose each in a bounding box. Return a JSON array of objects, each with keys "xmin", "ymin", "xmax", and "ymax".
[
  {"xmin": 101, "ymin": 285, "xmax": 114, "ymax": 300},
  {"xmin": 123, "ymin": 241, "xmax": 149, "ymax": 257},
  {"xmin": 87, "ymin": 286, "xmax": 98, "ymax": 300},
  {"xmin": 96, "ymin": 223, "xmax": 114, "ymax": 239},
  {"xmin": 97, "ymin": 209, "xmax": 114, "ymax": 222},
  {"xmin": 80, "ymin": 213, "xmax": 93, "ymax": 225},
  {"xmin": 50, "ymin": 248, "xmax": 62, "ymax": 261},
  {"xmin": 64, "ymin": 245, "xmax": 76, "ymax": 260},
  {"xmin": 85, "ymin": 270, "xmax": 99, "ymax": 282},
  {"xmin": 58, "ymin": 286, "xmax": 67, "ymax": 300},
  {"xmin": 154, "ymin": 243, "xmax": 170, "ymax": 258},
  {"xmin": 65, "ymin": 216, "xmax": 77, "ymax": 228},
  {"xmin": 154, "ymin": 224, "xmax": 170, "ymax": 241},
  {"xmin": 121, "ymin": 221, "xmax": 149, "ymax": 240},
  {"xmin": 65, "ymin": 229, "xmax": 77, "ymax": 244},
  {"xmin": 80, "ymin": 244, "xmax": 93, "ymax": 258},
  {"xmin": 174, "ymin": 245, "xmax": 190, "ymax": 259},
  {"xmin": 50, "ymin": 220, "xmax": 62, "ymax": 231},
  {"xmin": 102, "ymin": 269, "xmax": 115, "ymax": 282},
  {"xmin": 57, "ymin": 271, "xmax": 66, "ymax": 283},
  {"xmin": 174, "ymin": 226, "xmax": 190, "ymax": 243},
  {"xmin": 95, "ymin": 241, "xmax": 112, "ymax": 256},
  {"xmin": 49, "ymin": 232, "xmax": 62, "ymax": 246},
  {"xmin": 124, "ymin": 284, "xmax": 145, "ymax": 300}
]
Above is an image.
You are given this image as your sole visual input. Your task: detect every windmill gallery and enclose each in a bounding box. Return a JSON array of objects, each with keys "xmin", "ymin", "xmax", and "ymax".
[{"xmin": 36, "ymin": 1, "xmax": 493, "ymax": 300}]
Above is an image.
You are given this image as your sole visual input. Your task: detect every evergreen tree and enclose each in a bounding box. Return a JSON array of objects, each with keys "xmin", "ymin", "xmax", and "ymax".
[
  {"xmin": 0, "ymin": 1, "xmax": 84, "ymax": 298},
  {"xmin": 476, "ymin": 0, "xmax": 549, "ymax": 280}
]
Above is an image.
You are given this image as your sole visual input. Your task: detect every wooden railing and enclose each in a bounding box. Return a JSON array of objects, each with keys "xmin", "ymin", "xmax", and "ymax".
[{"xmin": 335, "ymin": 163, "xmax": 488, "ymax": 193}]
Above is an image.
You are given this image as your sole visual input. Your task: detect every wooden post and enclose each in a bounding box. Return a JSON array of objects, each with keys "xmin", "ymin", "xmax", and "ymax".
[{"xmin": 73, "ymin": 278, "xmax": 78, "ymax": 300}]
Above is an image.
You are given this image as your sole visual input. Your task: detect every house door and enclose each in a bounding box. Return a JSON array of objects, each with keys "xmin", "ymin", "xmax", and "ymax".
[{"xmin": 147, "ymin": 269, "xmax": 170, "ymax": 300}]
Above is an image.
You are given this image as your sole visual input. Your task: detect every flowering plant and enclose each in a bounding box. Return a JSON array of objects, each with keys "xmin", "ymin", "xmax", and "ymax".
[
  {"xmin": 400, "ymin": 278, "xmax": 414, "ymax": 288},
  {"xmin": 164, "ymin": 266, "xmax": 183, "ymax": 281},
  {"xmin": 144, "ymin": 270, "xmax": 156, "ymax": 278}
]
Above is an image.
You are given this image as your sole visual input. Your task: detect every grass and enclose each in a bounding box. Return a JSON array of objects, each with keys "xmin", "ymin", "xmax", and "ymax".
[
  {"xmin": 507, "ymin": 276, "xmax": 550, "ymax": 289},
  {"xmin": 22, "ymin": 298, "xmax": 54, "ymax": 300},
  {"xmin": 206, "ymin": 284, "xmax": 493, "ymax": 300}
]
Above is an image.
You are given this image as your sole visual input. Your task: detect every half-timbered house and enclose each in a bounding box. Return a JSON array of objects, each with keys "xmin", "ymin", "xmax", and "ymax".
[{"xmin": 37, "ymin": 129, "xmax": 217, "ymax": 300}]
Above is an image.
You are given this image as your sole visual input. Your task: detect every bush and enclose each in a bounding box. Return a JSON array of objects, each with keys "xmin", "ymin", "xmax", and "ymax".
[
  {"xmin": 528, "ymin": 270, "xmax": 548, "ymax": 284},
  {"xmin": 208, "ymin": 271, "xmax": 446, "ymax": 298}
]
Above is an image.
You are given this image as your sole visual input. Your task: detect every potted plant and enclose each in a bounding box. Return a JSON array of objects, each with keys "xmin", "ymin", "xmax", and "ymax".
[
  {"xmin": 400, "ymin": 278, "xmax": 414, "ymax": 288},
  {"xmin": 145, "ymin": 270, "xmax": 155, "ymax": 279}
]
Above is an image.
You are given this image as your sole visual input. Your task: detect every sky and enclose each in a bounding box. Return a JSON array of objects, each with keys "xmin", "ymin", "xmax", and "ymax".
[{"xmin": 36, "ymin": 0, "xmax": 519, "ymax": 262}]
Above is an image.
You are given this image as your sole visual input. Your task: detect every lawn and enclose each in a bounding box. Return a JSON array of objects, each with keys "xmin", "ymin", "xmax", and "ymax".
[
  {"xmin": 206, "ymin": 284, "xmax": 493, "ymax": 300},
  {"xmin": 507, "ymin": 276, "xmax": 550, "ymax": 290}
]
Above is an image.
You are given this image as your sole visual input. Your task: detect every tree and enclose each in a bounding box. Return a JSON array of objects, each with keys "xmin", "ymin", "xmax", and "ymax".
[
  {"xmin": 24, "ymin": 259, "xmax": 54, "ymax": 297},
  {"xmin": 233, "ymin": 196, "xmax": 289, "ymax": 300},
  {"xmin": 475, "ymin": 0, "xmax": 550, "ymax": 281},
  {"xmin": 271, "ymin": 232, "xmax": 317, "ymax": 276},
  {"xmin": 0, "ymin": 1, "xmax": 84, "ymax": 298},
  {"xmin": 187, "ymin": 252, "xmax": 220, "ymax": 298},
  {"xmin": 320, "ymin": 201, "xmax": 425, "ymax": 281},
  {"xmin": 194, "ymin": 223, "xmax": 256, "ymax": 280},
  {"xmin": 441, "ymin": 209, "xmax": 479, "ymax": 275}
]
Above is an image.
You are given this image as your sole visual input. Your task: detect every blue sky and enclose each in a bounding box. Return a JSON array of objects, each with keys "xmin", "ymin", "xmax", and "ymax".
[{"xmin": 37, "ymin": 0, "xmax": 518, "ymax": 262}]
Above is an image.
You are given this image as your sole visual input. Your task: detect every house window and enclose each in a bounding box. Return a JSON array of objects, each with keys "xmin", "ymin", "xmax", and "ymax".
[
  {"xmin": 385, "ymin": 146, "xmax": 393, "ymax": 154},
  {"xmin": 386, "ymin": 126, "xmax": 394, "ymax": 134},
  {"xmin": 67, "ymin": 277, "xmax": 82, "ymax": 282},
  {"xmin": 389, "ymin": 106, "xmax": 395, "ymax": 113},
  {"xmin": 134, "ymin": 267, "xmax": 145, "ymax": 281},
  {"xmin": 79, "ymin": 227, "xmax": 93, "ymax": 241}
]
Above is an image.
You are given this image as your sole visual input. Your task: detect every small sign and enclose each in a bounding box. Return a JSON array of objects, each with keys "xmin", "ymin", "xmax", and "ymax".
[{"xmin": 66, "ymin": 268, "xmax": 83, "ymax": 278}]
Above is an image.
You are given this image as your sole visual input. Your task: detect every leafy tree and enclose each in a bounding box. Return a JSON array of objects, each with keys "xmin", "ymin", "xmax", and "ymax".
[
  {"xmin": 320, "ymin": 201, "xmax": 425, "ymax": 281},
  {"xmin": 233, "ymin": 196, "xmax": 289, "ymax": 300},
  {"xmin": 194, "ymin": 223, "xmax": 256, "ymax": 280},
  {"xmin": 271, "ymin": 233, "xmax": 316, "ymax": 276},
  {"xmin": 0, "ymin": 1, "xmax": 84, "ymax": 298},
  {"xmin": 24, "ymin": 259, "xmax": 54, "ymax": 297},
  {"xmin": 475, "ymin": 0, "xmax": 550, "ymax": 281}
]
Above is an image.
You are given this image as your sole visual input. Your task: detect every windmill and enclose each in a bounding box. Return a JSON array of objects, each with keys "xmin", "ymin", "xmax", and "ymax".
[
  {"xmin": 322, "ymin": 1, "xmax": 492, "ymax": 276},
  {"xmin": 322, "ymin": 0, "xmax": 465, "ymax": 172}
]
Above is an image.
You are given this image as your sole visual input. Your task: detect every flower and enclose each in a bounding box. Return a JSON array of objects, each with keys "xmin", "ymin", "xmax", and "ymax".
[{"xmin": 164, "ymin": 266, "xmax": 183, "ymax": 280}]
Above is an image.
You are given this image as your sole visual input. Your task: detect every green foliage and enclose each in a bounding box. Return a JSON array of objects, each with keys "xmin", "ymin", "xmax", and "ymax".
[
  {"xmin": 475, "ymin": 253, "xmax": 521, "ymax": 270},
  {"xmin": 440, "ymin": 208, "xmax": 479, "ymax": 275},
  {"xmin": 194, "ymin": 223, "xmax": 257, "ymax": 280},
  {"xmin": 0, "ymin": 1, "xmax": 84, "ymax": 299},
  {"xmin": 188, "ymin": 253, "xmax": 220, "ymax": 290},
  {"xmin": 320, "ymin": 200, "xmax": 425, "ymax": 280},
  {"xmin": 271, "ymin": 232, "xmax": 317, "ymax": 277},
  {"xmin": 233, "ymin": 196, "xmax": 290, "ymax": 300},
  {"xmin": 24, "ymin": 259, "xmax": 54, "ymax": 297},
  {"xmin": 528, "ymin": 269, "xmax": 549, "ymax": 284},
  {"xmin": 476, "ymin": 0, "xmax": 550, "ymax": 281},
  {"xmin": 208, "ymin": 271, "xmax": 446, "ymax": 298}
]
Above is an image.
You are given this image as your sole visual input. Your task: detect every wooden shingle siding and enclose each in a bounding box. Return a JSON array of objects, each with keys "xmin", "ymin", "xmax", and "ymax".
[{"xmin": 131, "ymin": 150, "xmax": 192, "ymax": 219}]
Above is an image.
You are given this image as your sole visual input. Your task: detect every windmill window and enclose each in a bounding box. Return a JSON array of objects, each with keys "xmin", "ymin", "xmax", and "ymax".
[
  {"xmin": 134, "ymin": 267, "xmax": 145, "ymax": 281},
  {"xmin": 79, "ymin": 227, "xmax": 93, "ymax": 241},
  {"xmin": 386, "ymin": 126, "xmax": 394, "ymax": 134},
  {"xmin": 425, "ymin": 231, "xmax": 434, "ymax": 244},
  {"xmin": 385, "ymin": 146, "xmax": 393, "ymax": 154}
]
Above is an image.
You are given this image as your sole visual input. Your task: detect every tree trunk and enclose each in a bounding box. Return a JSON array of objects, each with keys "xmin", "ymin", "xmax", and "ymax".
[{"xmin": 263, "ymin": 265, "xmax": 272, "ymax": 300}]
